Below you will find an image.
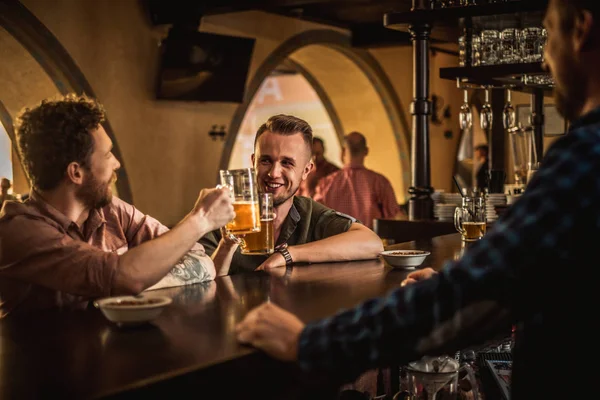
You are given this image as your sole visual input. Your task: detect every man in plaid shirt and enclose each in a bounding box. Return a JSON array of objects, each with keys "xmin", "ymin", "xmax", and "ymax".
[{"xmin": 235, "ymin": 1, "xmax": 599, "ymax": 398}]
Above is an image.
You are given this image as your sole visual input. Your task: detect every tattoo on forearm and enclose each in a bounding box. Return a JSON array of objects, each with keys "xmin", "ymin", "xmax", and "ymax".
[{"xmin": 170, "ymin": 249, "xmax": 210, "ymax": 283}]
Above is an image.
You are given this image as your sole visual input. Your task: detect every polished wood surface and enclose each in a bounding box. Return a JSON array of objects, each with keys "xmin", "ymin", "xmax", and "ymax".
[
  {"xmin": 374, "ymin": 219, "xmax": 456, "ymax": 244},
  {"xmin": 0, "ymin": 233, "xmax": 464, "ymax": 399}
]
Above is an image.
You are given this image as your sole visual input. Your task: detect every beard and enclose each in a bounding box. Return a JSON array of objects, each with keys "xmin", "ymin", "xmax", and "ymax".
[
  {"xmin": 273, "ymin": 181, "xmax": 301, "ymax": 207},
  {"xmin": 553, "ymin": 58, "xmax": 587, "ymax": 121},
  {"xmin": 77, "ymin": 172, "xmax": 115, "ymax": 209}
]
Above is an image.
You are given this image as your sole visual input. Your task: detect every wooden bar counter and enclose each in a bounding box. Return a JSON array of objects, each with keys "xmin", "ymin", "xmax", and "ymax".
[{"xmin": 0, "ymin": 234, "xmax": 465, "ymax": 399}]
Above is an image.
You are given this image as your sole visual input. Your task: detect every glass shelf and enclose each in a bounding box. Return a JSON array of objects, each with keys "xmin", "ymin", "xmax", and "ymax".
[
  {"xmin": 439, "ymin": 62, "xmax": 553, "ymax": 95},
  {"xmin": 384, "ymin": 0, "xmax": 549, "ymax": 30}
]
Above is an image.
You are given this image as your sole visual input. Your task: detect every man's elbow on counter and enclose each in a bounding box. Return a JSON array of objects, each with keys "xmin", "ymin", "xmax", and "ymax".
[{"xmin": 111, "ymin": 266, "xmax": 147, "ymax": 296}]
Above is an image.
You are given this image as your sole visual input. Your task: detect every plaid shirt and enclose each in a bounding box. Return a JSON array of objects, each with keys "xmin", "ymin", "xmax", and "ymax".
[{"xmin": 297, "ymin": 108, "xmax": 600, "ymax": 398}]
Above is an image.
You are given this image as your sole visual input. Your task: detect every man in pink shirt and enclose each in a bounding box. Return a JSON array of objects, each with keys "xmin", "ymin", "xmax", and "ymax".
[
  {"xmin": 314, "ymin": 131, "xmax": 404, "ymax": 229},
  {"xmin": 0, "ymin": 94, "xmax": 234, "ymax": 316},
  {"xmin": 297, "ymin": 137, "xmax": 339, "ymax": 198}
]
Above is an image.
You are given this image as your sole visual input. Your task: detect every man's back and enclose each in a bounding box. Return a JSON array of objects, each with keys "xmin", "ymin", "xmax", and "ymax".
[
  {"xmin": 298, "ymin": 159, "xmax": 339, "ymax": 198},
  {"xmin": 314, "ymin": 166, "xmax": 399, "ymax": 229}
]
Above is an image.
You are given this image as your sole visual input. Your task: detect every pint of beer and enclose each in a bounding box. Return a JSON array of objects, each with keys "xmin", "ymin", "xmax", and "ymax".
[
  {"xmin": 227, "ymin": 201, "xmax": 260, "ymax": 234},
  {"xmin": 241, "ymin": 193, "xmax": 274, "ymax": 255},
  {"xmin": 454, "ymin": 196, "xmax": 486, "ymax": 242},
  {"xmin": 220, "ymin": 168, "xmax": 261, "ymax": 235}
]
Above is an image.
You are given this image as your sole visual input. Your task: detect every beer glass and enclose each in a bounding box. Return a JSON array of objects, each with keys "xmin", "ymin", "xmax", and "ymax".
[
  {"xmin": 454, "ymin": 196, "xmax": 486, "ymax": 242},
  {"xmin": 240, "ymin": 193, "xmax": 275, "ymax": 255},
  {"xmin": 219, "ymin": 168, "xmax": 260, "ymax": 235}
]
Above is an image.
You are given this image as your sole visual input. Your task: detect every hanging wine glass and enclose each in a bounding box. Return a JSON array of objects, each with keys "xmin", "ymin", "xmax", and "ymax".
[
  {"xmin": 503, "ymin": 89, "xmax": 516, "ymax": 130},
  {"xmin": 459, "ymin": 89, "xmax": 472, "ymax": 131},
  {"xmin": 480, "ymin": 88, "xmax": 493, "ymax": 131}
]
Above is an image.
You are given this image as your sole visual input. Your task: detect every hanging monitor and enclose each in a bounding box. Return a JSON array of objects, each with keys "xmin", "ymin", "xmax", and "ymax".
[{"xmin": 156, "ymin": 28, "xmax": 255, "ymax": 103}]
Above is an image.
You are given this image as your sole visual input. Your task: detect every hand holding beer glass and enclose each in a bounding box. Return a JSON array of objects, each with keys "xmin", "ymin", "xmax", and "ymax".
[
  {"xmin": 454, "ymin": 196, "xmax": 487, "ymax": 242},
  {"xmin": 240, "ymin": 193, "xmax": 275, "ymax": 255},
  {"xmin": 219, "ymin": 168, "xmax": 261, "ymax": 235}
]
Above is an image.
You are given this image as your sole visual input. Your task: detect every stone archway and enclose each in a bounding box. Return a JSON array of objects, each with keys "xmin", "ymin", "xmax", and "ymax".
[
  {"xmin": 0, "ymin": 0, "xmax": 133, "ymax": 203},
  {"xmin": 220, "ymin": 30, "xmax": 412, "ymax": 203}
]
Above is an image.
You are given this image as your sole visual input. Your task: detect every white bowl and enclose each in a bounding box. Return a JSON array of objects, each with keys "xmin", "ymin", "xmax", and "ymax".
[
  {"xmin": 94, "ymin": 295, "xmax": 172, "ymax": 326},
  {"xmin": 380, "ymin": 250, "xmax": 430, "ymax": 269}
]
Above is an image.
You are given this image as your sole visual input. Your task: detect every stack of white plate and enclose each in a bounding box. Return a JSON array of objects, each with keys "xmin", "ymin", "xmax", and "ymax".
[
  {"xmin": 434, "ymin": 203, "xmax": 458, "ymax": 222},
  {"xmin": 485, "ymin": 193, "xmax": 507, "ymax": 222},
  {"xmin": 431, "ymin": 190, "xmax": 444, "ymax": 206},
  {"xmin": 442, "ymin": 193, "xmax": 463, "ymax": 206}
]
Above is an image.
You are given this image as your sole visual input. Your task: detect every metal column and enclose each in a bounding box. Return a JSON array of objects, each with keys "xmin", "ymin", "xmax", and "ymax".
[
  {"xmin": 531, "ymin": 89, "xmax": 545, "ymax": 166},
  {"xmin": 407, "ymin": 12, "xmax": 433, "ymax": 220},
  {"xmin": 489, "ymin": 89, "xmax": 506, "ymax": 193}
]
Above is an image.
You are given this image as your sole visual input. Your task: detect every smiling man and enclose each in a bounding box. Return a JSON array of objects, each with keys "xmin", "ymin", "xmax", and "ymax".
[{"xmin": 201, "ymin": 114, "xmax": 383, "ymax": 275}]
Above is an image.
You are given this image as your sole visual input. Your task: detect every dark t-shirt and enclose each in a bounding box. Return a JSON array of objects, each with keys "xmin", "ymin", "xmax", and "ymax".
[{"xmin": 200, "ymin": 196, "xmax": 356, "ymax": 274}]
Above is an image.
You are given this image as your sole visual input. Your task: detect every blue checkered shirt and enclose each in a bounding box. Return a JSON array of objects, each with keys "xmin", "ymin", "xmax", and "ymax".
[{"xmin": 297, "ymin": 108, "xmax": 600, "ymax": 398}]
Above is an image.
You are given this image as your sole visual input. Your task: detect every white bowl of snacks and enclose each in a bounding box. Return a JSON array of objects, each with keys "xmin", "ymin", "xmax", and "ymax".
[
  {"xmin": 380, "ymin": 249, "xmax": 431, "ymax": 269},
  {"xmin": 94, "ymin": 294, "xmax": 172, "ymax": 326}
]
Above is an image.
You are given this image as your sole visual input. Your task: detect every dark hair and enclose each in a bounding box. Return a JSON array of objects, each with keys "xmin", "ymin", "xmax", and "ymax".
[
  {"xmin": 254, "ymin": 114, "xmax": 313, "ymax": 155},
  {"xmin": 15, "ymin": 94, "xmax": 105, "ymax": 191},
  {"xmin": 556, "ymin": 0, "xmax": 600, "ymax": 32},
  {"xmin": 475, "ymin": 144, "xmax": 489, "ymax": 156},
  {"xmin": 313, "ymin": 136, "xmax": 325, "ymax": 148},
  {"xmin": 344, "ymin": 131, "xmax": 368, "ymax": 157}
]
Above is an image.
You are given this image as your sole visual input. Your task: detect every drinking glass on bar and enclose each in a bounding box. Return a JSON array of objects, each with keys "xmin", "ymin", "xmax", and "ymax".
[
  {"xmin": 459, "ymin": 89, "xmax": 472, "ymax": 131},
  {"xmin": 480, "ymin": 88, "xmax": 493, "ymax": 131},
  {"xmin": 503, "ymin": 89, "xmax": 516, "ymax": 130},
  {"xmin": 471, "ymin": 35, "xmax": 481, "ymax": 66},
  {"xmin": 521, "ymin": 27, "xmax": 543, "ymax": 62},
  {"xmin": 500, "ymin": 28, "xmax": 520, "ymax": 64},
  {"xmin": 219, "ymin": 168, "xmax": 261, "ymax": 235},
  {"xmin": 480, "ymin": 30, "xmax": 499, "ymax": 65},
  {"xmin": 454, "ymin": 196, "xmax": 487, "ymax": 242},
  {"xmin": 240, "ymin": 193, "xmax": 275, "ymax": 255},
  {"xmin": 458, "ymin": 34, "xmax": 467, "ymax": 67}
]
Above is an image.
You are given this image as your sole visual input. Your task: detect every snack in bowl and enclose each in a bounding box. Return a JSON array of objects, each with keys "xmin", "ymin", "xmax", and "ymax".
[
  {"xmin": 94, "ymin": 295, "xmax": 172, "ymax": 326},
  {"xmin": 380, "ymin": 249, "xmax": 430, "ymax": 269}
]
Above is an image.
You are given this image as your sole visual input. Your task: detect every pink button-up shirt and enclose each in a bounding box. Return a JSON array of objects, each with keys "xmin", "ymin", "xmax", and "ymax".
[
  {"xmin": 0, "ymin": 192, "xmax": 211, "ymax": 317},
  {"xmin": 314, "ymin": 166, "xmax": 401, "ymax": 229},
  {"xmin": 297, "ymin": 159, "xmax": 340, "ymax": 198}
]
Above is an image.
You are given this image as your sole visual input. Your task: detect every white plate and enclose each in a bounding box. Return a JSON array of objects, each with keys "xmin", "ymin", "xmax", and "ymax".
[
  {"xmin": 94, "ymin": 295, "xmax": 173, "ymax": 326},
  {"xmin": 380, "ymin": 250, "xmax": 431, "ymax": 269}
]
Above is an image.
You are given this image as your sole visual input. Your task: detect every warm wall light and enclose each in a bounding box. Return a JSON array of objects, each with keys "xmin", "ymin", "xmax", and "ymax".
[{"xmin": 208, "ymin": 125, "xmax": 226, "ymax": 141}]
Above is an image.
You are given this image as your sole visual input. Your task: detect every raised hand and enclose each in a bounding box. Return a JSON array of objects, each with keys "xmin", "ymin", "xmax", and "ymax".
[{"xmin": 192, "ymin": 187, "xmax": 235, "ymax": 232}]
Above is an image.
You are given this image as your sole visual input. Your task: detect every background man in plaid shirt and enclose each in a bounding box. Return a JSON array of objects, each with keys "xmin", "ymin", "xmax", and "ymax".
[{"xmin": 235, "ymin": 1, "xmax": 600, "ymax": 398}]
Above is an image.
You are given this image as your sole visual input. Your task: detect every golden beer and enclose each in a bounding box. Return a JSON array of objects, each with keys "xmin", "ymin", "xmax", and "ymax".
[
  {"xmin": 241, "ymin": 218, "xmax": 274, "ymax": 255},
  {"xmin": 461, "ymin": 221, "xmax": 486, "ymax": 241},
  {"xmin": 226, "ymin": 201, "xmax": 260, "ymax": 234}
]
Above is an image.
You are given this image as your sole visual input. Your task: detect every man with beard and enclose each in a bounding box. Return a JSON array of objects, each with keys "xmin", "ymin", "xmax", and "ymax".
[
  {"xmin": 234, "ymin": 1, "xmax": 600, "ymax": 398},
  {"xmin": 0, "ymin": 94, "xmax": 234, "ymax": 316},
  {"xmin": 200, "ymin": 115, "xmax": 383, "ymax": 275}
]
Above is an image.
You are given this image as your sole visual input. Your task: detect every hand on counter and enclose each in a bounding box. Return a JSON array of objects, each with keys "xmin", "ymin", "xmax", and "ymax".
[
  {"xmin": 400, "ymin": 267, "xmax": 437, "ymax": 286},
  {"xmin": 235, "ymin": 302, "xmax": 304, "ymax": 362},
  {"xmin": 254, "ymin": 251, "xmax": 287, "ymax": 271}
]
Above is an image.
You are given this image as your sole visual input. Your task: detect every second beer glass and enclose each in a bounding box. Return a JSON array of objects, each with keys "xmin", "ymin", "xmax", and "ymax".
[
  {"xmin": 240, "ymin": 193, "xmax": 275, "ymax": 255},
  {"xmin": 220, "ymin": 168, "xmax": 260, "ymax": 235},
  {"xmin": 454, "ymin": 196, "xmax": 487, "ymax": 241}
]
